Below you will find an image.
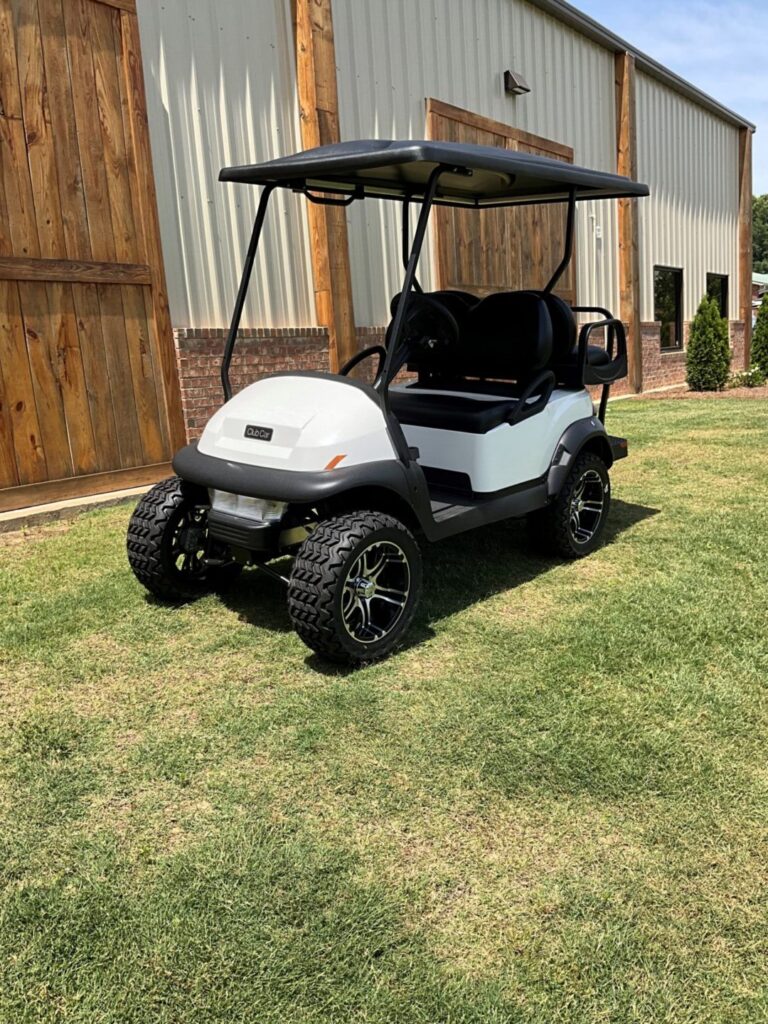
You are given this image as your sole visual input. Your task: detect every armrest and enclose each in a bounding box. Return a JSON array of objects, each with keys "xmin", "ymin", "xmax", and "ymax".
[
  {"xmin": 508, "ymin": 370, "xmax": 556, "ymax": 425},
  {"xmin": 577, "ymin": 318, "xmax": 627, "ymax": 385}
]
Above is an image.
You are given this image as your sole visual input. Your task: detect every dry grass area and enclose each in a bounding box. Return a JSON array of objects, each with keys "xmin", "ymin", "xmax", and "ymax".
[{"xmin": 1, "ymin": 399, "xmax": 768, "ymax": 1023}]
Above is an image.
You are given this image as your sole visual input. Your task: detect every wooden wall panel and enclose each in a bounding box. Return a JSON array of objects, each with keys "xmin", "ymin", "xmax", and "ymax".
[
  {"xmin": 0, "ymin": 0, "xmax": 185, "ymax": 510},
  {"xmin": 427, "ymin": 99, "xmax": 576, "ymax": 304}
]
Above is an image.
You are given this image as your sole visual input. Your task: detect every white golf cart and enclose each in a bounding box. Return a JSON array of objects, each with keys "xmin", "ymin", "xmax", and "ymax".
[{"xmin": 127, "ymin": 139, "xmax": 648, "ymax": 663}]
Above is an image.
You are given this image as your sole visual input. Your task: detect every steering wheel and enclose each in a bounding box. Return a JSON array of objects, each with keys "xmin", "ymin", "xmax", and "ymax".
[
  {"xmin": 339, "ymin": 344, "xmax": 386, "ymax": 379},
  {"xmin": 387, "ymin": 293, "xmax": 460, "ymax": 370}
]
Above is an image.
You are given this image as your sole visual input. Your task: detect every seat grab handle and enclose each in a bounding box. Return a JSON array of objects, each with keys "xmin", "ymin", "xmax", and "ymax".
[{"xmin": 508, "ymin": 370, "xmax": 556, "ymax": 425}]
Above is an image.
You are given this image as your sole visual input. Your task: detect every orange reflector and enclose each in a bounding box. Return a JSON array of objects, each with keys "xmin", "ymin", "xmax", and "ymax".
[{"xmin": 324, "ymin": 454, "xmax": 347, "ymax": 471}]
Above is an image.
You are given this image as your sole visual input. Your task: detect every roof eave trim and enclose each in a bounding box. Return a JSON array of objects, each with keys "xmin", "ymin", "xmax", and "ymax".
[{"xmin": 530, "ymin": 0, "xmax": 756, "ymax": 132}]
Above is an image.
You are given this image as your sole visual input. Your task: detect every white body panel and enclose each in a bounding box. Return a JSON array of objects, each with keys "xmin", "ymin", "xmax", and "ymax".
[
  {"xmin": 394, "ymin": 387, "xmax": 595, "ymax": 493},
  {"xmin": 198, "ymin": 375, "xmax": 595, "ymax": 497},
  {"xmin": 198, "ymin": 376, "xmax": 397, "ymax": 472}
]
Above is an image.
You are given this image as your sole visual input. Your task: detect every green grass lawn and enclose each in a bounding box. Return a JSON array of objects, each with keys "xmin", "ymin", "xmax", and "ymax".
[{"xmin": 2, "ymin": 398, "xmax": 768, "ymax": 1024}]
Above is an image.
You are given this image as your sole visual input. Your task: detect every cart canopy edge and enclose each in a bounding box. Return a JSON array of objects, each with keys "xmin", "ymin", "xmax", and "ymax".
[{"xmin": 219, "ymin": 139, "xmax": 650, "ymax": 207}]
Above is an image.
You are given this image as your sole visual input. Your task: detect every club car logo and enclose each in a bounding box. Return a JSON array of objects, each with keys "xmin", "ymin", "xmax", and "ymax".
[{"xmin": 244, "ymin": 424, "xmax": 274, "ymax": 442}]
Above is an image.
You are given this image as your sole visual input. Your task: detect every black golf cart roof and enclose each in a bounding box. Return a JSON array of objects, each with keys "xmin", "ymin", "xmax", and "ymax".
[{"xmin": 220, "ymin": 139, "xmax": 649, "ymax": 207}]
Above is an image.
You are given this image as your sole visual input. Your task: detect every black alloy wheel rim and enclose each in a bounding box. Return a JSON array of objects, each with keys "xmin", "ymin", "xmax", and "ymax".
[{"xmin": 341, "ymin": 540, "xmax": 411, "ymax": 644}]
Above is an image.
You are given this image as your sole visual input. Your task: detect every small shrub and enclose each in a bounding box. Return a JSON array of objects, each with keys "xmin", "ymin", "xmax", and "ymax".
[
  {"xmin": 686, "ymin": 295, "xmax": 731, "ymax": 391},
  {"xmin": 751, "ymin": 294, "xmax": 768, "ymax": 375},
  {"xmin": 729, "ymin": 366, "xmax": 766, "ymax": 389}
]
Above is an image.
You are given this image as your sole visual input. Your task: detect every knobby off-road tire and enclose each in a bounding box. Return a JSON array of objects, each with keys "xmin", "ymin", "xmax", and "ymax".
[
  {"xmin": 127, "ymin": 476, "xmax": 240, "ymax": 602},
  {"xmin": 528, "ymin": 451, "xmax": 611, "ymax": 559},
  {"xmin": 288, "ymin": 511, "xmax": 422, "ymax": 664}
]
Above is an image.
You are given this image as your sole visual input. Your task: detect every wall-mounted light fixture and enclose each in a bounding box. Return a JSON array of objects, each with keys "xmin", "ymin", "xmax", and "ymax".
[{"xmin": 504, "ymin": 70, "xmax": 530, "ymax": 96}]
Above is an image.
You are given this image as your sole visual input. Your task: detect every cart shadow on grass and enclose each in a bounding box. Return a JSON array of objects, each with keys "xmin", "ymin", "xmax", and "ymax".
[{"xmin": 217, "ymin": 497, "xmax": 659, "ymax": 671}]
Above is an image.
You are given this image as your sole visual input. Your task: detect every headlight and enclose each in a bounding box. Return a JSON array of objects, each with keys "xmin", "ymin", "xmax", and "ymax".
[{"xmin": 209, "ymin": 490, "xmax": 286, "ymax": 524}]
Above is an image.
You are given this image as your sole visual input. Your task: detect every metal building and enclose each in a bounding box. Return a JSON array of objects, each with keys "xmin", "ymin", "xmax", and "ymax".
[{"xmin": 136, "ymin": 0, "xmax": 754, "ymax": 409}]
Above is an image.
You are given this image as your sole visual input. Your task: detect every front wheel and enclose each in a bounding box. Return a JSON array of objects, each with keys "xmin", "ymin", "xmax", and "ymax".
[
  {"xmin": 528, "ymin": 451, "xmax": 611, "ymax": 558},
  {"xmin": 127, "ymin": 476, "xmax": 240, "ymax": 601},
  {"xmin": 287, "ymin": 511, "xmax": 422, "ymax": 664}
]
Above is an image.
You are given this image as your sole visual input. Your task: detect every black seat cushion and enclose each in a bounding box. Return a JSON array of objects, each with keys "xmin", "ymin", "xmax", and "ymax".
[{"xmin": 389, "ymin": 390, "xmax": 518, "ymax": 434}]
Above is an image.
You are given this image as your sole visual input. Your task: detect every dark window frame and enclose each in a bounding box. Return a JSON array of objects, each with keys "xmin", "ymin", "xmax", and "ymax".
[
  {"xmin": 706, "ymin": 273, "xmax": 729, "ymax": 320},
  {"xmin": 654, "ymin": 265, "xmax": 684, "ymax": 351}
]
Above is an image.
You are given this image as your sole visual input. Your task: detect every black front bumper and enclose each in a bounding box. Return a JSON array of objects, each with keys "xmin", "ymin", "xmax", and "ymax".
[{"xmin": 173, "ymin": 442, "xmax": 418, "ymax": 506}]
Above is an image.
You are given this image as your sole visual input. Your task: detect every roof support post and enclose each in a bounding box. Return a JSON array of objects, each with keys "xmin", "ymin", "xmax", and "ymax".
[
  {"xmin": 293, "ymin": 0, "xmax": 356, "ymax": 372},
  {"xmin": 615, "ymin": 51, "xmax": 642, "ymax": 393},
  {"xmin": 380, "ymin": 167, "xmax": 444, "ymax": 395},
  {"xmin": 221, "ymin": 185, "xmax": 275, "ymax": 401},
  {"xmin": 543, "ymin": 189, "xmax": 577, "ymax": 293},
  {"xmin": 738, "ymin": 127, "xmax": 753, "ymax": 367}
]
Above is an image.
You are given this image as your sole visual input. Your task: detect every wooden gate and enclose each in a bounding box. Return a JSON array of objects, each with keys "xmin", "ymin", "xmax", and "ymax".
[
  {"xmin": 0, "ymin": 0, "xmax": 185, "ymax": 512},
  {"xmin": 426, "ymin": 99, "xmax": 577, "ymax": 304}
]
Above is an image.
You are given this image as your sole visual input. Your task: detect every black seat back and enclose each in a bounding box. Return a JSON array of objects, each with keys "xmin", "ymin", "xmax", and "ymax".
[
  {"xmin": 460, "ymin": 291, "xmax": 553, "ymax": 382},
  {"xmin": 540, "ymin": 293, "xmax": 577, "ymax": 363}
]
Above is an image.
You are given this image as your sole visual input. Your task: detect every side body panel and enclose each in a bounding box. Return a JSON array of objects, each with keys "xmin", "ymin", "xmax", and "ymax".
[{"xmin": 397, "ymin": 388, "xmax": 594, "ymax": 492}]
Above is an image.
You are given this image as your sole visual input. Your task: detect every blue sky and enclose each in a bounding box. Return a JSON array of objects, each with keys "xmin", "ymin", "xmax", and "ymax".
[{"xmin": 573, "ymin": 0, "xmax": 767, "ymax": 193}]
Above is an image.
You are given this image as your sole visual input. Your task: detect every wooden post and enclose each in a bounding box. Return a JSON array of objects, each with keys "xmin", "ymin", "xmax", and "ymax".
[
  {"xmin": 738, "ymin": 127, "xmax": 753, "ymax": 367},
  {"xmin": 615, "ymin": 51, "xmax": 642, "ymax": 393},
  {"xmin": 294, "ymin": 0, "xmax": 356, "ymax": 371}
]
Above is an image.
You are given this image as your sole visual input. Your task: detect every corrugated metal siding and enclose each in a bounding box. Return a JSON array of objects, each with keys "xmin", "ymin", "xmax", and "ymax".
[
  {"xmin": 137, "ymin": 0, "xmax": 315, "ymax": 329},
  {"xmin": 636, "ymin": 72, "xmax": 740, "ymax": 322},
  {"xmin": 333, "ymin": 0, "xmax": 620, "ymax": 325}
]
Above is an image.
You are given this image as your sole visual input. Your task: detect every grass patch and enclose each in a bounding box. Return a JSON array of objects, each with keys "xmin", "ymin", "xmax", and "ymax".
[{"xmin": 1, "ymin": 399, "xmax": 768, "ymax": 1022}]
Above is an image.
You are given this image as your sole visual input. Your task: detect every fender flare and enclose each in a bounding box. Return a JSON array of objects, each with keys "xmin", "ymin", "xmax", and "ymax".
[{"xmin": 546, "ymin": 416, "xmax": 613, "ymax": 498}]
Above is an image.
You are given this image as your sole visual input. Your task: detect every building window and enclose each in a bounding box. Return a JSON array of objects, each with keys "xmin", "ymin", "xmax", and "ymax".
[
  {"xmin": 707, "ymin": 273, "xmax": 729, "ymax": 319},
  {"xmin": 654, "ymin": 266, "xmax": 683, "ymax": 350}
]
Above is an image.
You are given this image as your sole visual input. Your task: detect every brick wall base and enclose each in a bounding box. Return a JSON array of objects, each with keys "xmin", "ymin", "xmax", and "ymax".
[
  {"xmin": 639, "ymin": 320, "xmax": 746, "ymax": 392},
  {"xmin": 175, "ymin": 318, "xmax": 751, "ymax": 440}
]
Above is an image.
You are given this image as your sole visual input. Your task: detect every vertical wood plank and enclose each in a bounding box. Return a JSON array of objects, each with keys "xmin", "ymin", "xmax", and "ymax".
[
  {"xmin": 0, "ymin": 358, "xmax": 19, "ymax": 487},
  {"xmin": 37, "ymin": 0, "xmax": 92, "ymax": 260},
  {"xmin": 0, "ymin": 1, "xmax": 40, "ymax": 257},
  {"xmin": 89, "ymin": 1, "xmax": 139, "ymax": 263},
  {"xmin": 57, "ymin": 0, "xmax": 115, "ymax": 261},
  {"xmin": 96, "ymin": 282, "xmax": 144, "ymax": 467},
  {"xmin": 18, "ymin": 282, "xmax": 72, "ymax": 478},
  {"xmin": 616, "ymin": 51, "xmax": 642, "ymax": 392},
  {"xmin": 738, "ymin": 127, "xmax": 753, "ymax": 367},
  {"xmin": 119, "ymin": 9, "xmax": 186, "ymax": 450},
  {"xmin": 71, "ymin": 281, "xmax": 121, "ymax": 470},
  {"xmin": 295, "ymin": 0, "xmax": 356, "ymax": 371},
  {"xmin": 15, "ymin": 0, "xmax": 67, "ymax": 259},
  {"xmin": 0, "ymin": 280, "xmax": 47, "ymax": 482},
  {"xmin": 121, "ymin": 284, "xmax": 166, "ymax": 463},
  {"xmin": 46, "ymin": 281, "xmax": 98, "ymax": 473},
  {"xmin": 140, "ymin": 285, "xmax": 170, "ymax": 453}
]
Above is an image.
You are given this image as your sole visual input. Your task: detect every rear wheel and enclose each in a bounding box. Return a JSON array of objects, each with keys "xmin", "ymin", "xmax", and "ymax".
[
  {"xmin": 127, "ymin": 476, "xmax": 240, "ymax": 601},
  {"xmin": 528, "ymin": 451, "xmax": 611, "ymax": 558},
  {"xmin": 287, "ymin": 510, "xmax": 422, "ymax": 664}
]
